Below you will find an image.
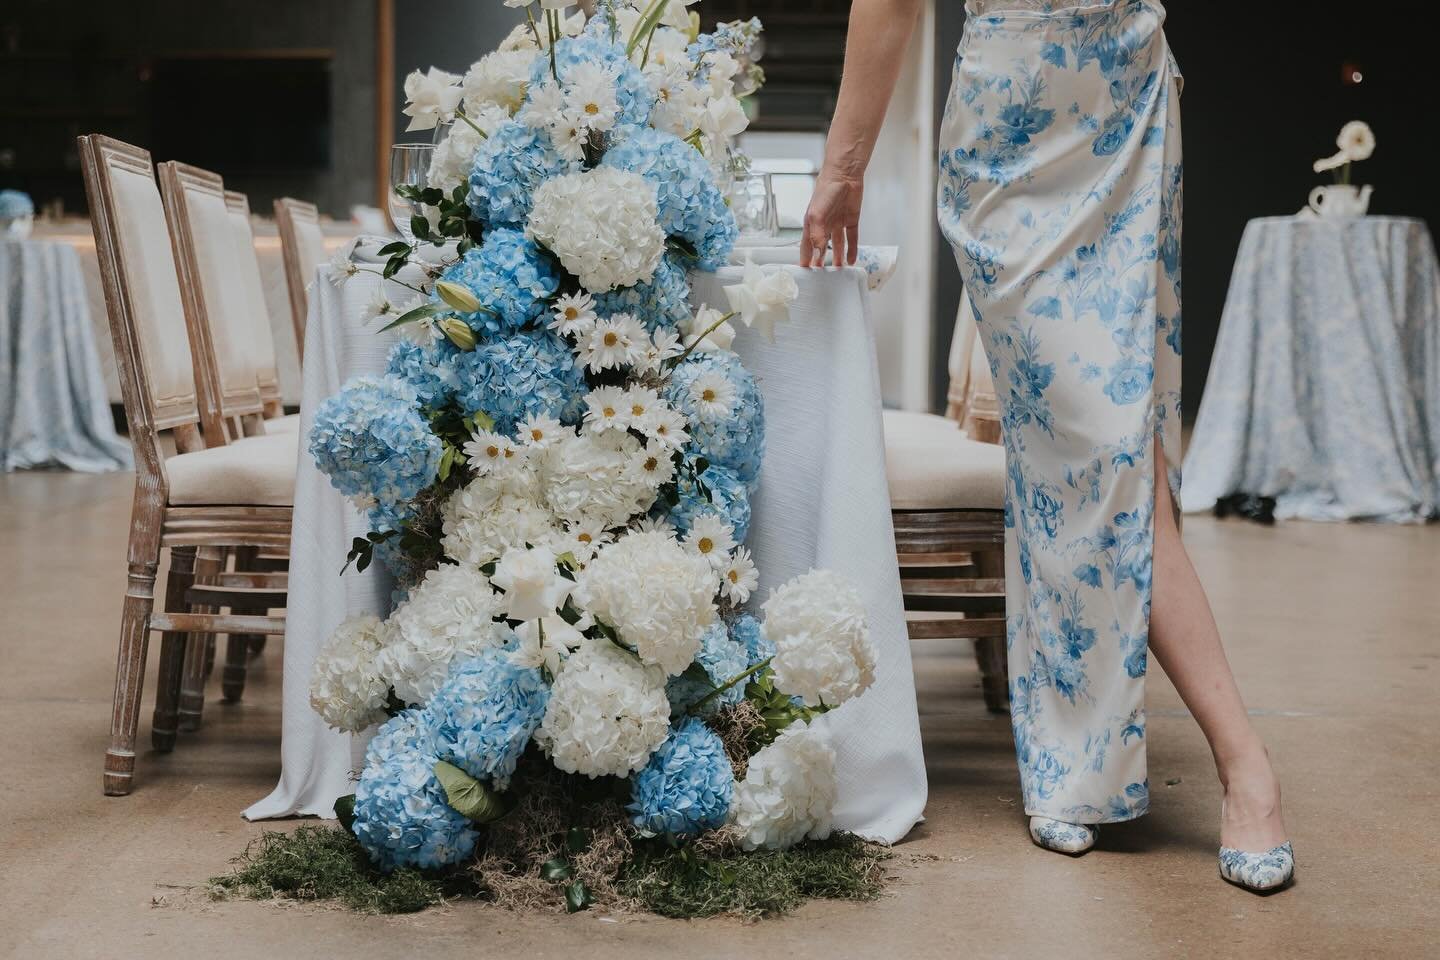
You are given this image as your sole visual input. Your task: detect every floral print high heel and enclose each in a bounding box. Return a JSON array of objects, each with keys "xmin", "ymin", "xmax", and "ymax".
[
  {"xmin": 1218, "ymin": 842, "xmax": 1295, "ymax": 893},
  {"xmin": 1028, "ymin": 816, "xmax": 1097, "ymax": 855}
]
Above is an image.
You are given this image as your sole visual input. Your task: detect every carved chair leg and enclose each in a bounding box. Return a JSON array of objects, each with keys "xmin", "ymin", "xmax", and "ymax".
[
  {"xmin": 178, "ymin": 546, "xmax": 224, "ymax": 732},
  {"xmin": 973, "ymin": 547, "xmax": 1010, "ymax": 714},
  {"xmin": 151, "ymin": 545, "xmax": 197, "ymax": 752},
  {"xmin": 222, "ymin": 632, "xmax": 253, "ymax": 703},
  {"xmin": 106, "ymin": 557, "xmax": 159, "ymax": 796}
]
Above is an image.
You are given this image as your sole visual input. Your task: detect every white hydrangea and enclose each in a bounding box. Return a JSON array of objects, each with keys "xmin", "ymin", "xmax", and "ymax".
[
  {"xmin": 539, "ymin": 429, "xmax": 662, "ymax": 531},
  {"xmin": 427, "ymin": 104, "xmax": 509, "ymax": 195},
  {"xmin": 526, "ymin": 167, "xmax": 665, "ymax": 292},
  {"xmin": 308, "ymin": 614, "xmax": 390, "ymax": 733},
  {"xmin": 573, "ymin": 529, "xmax": 717, "ymax": 675},
  {"xmin": 376, "ymin": 564, "xmax": 507, "ymax": 704},
  {"xmin": 762, "ymin": 569, "xmax": 877, "ymax": 708},
  {"xmin": 731, "ymin": 724, "xmax": 838, "ymax": 851},
  {"xmin": 536, "ymin": 638, "xmax": 671, "ymax": 777},
  {"xmin": 462, "ymin": 49, "xmax": 536, "ymax": 114},
  {"xmin": 441, "ymin": 478, "xmax": 558, "ymax": 567}
]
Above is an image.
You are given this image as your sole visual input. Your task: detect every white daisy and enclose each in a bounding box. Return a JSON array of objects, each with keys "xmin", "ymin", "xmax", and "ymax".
[
  {"xmin": 582, "ymin": 386, "xmax": 629, "ymax": 432},
  {"xmin": 628, "ymin": 441, "xmax": 677, "ymax": 488},
  {"xmin": 643, "ymin": 405, "xmax": 690, "ymax": 449},
  {"xmin": 517, "ymin": 413, "xmax": 564, "ymax": 450},
  {"xmin": 359, "ymin": 288, "xmax": 397, "ymax": 324},
  {"xmin": 551, "ymin": 109, "xmax": 590, "ymax": 163},
  {"xmin": 519, "ymin": 79, "xmax": 565, "ymax": 129},
  {"xmin": 635, "ymin": 515, "xmax": 676, "ymax": 536},
  {"xmin": 685, "ymin": 514, "xmax": 736, "ymax": 570},
  {"xmin": 623, "ymin": 386, "xmax": 661, "ymax": 423},
  {"xmin": 720, "ymin": 546, "xmax": 759, "ymax": 604},
  {"xmin": 462, "ymin": 429, "xmax": 522, "ymax": 474},
  {"xmin": 564, "ymin": 62, "xmax": 619, "ymax": 131},
  {"xmin": 580, "ymin": 314, "xmax": 645, "ymax": 372},
  {"xmin": 688, "ymin": 371, "xmax": 736, "ymax": 420},
  {"xmin": 327, "ymin": 246, "xmax": 360, "ymax": 286},
  {"xmin": 558, "ymin": 523, "xmax": 612, "ymax": 564},
  {"xmin": 549, "ymin": 291, "xmax": 598, "ymax": 338},
  {"xmin": 637, "ymin": 327, "xmax": 683, "ymax": 374}
]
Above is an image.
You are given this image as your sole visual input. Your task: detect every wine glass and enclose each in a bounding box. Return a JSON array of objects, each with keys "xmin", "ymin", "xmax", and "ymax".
[
  {"xmin": 729, "ymin": 172, "xmax": 779, "ymax": 245},
  {"xmin": 388, "ymin": 143, "xmax": 435, "ymax": 246}
]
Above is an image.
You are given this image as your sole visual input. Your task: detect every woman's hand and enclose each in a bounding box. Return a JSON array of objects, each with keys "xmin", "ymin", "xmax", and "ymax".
[{"xmin": 801, "ymin": 168, "xmax": 864, "ymax": 268}]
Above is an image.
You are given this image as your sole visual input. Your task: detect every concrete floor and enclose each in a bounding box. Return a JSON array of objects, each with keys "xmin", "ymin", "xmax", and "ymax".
[{"xmin": 2, "ymin": 469, "xmax": 1437, "ymax": 959}]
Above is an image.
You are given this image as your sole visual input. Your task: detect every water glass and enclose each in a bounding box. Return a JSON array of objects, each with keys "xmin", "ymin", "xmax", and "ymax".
[
  {"xmin": 389, "ymin": 143, "xmax": 435, "ymax": 244},
  {"xmin": 729, "ymin": 172, "xmax": 779, "ymax": 243}
]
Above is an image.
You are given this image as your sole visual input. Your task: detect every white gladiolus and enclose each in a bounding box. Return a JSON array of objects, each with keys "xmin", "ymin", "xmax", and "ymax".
[
  {"xmin": 724, "ymin": 258, "xmax": 799, "ymax": 342},
  {"xmin": 490, "ymin": 545, "xmax": 573, "ymax": 622},
  {"xmin": 763, "ymin": 569, "xmax": 876, "ymax": 708},
  {"xmin": 526, "ymin": 167, "xmax": 665, "ymax": 292},
  {"xmin": 376, "ymin": 564, "xmax": 507, "ymax": 704},
  {"xmin": 731, "ymin": 725, "xmax": 838, "ymax": 851},
  {"xmin": 573, "ymin": 529, "xmax": 718, "ymax": 675},
  {"xmin": 536, "ymin": 637, "xmax": 671, "ymax": 777},
  {"xmin": 441, "ymin": 480, "xmax": 558, "ymax": 567},
  {"xmin": 308, "ymin": 614, "xmax": 390, "ymax": 733},
  {"xmin": 402, "ymin": 67, "xmax": 463, "ymax": 131}
]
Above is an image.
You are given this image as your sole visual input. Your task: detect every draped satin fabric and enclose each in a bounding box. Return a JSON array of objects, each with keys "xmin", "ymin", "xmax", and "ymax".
[{"xmin": 938, "ymin": 0, "xmax": 1182, "ymax": 822}]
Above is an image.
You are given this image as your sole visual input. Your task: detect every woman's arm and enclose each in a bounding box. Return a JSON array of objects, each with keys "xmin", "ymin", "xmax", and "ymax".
[{"xmin": 800, "ymin": 0, "xmax": 924, "ymax": 267}]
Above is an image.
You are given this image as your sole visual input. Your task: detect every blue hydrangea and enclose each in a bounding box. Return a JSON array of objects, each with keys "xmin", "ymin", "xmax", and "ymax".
[
  {"xmin": 542, "ymin": 33, "xmax": 653, "ymax": 129},
  {"xmin": 438, "ymin": 228, "xmax": 560, "ymax": 336},
  {"xmin": 428, "ymin": 649, "xmax": 550, "ymax": 789},
  {"xmin": 729, "ymin": 614, "xmax": 773, "ymax": 667},
  {"xmin": 452, "ymin": 330, "xmax": 586, "ymax": 434},
  {"xmin": 467, "ymin": 121, "xmax": 578, "ymax": 227},
  {"xmin": 627, "ymin": 717, "xmax": 734, "ymax": 837},
  {"xmin": 592, "ymin": 252, "xmax": 692, "ymax": 332},
  {"xmin": 602, "ymin": 127, "xmax": 736, "ymax": 270},
  {"xmin": 663, "ymin": 456, "xmax": 751, "ymax": 543},
  {"xmin": 666, "ymin": 621, "xmax": 750, "ymax": 716},
  {"xmin": 386, "ymin": 338, "xmax": 460, "ymax": 409},
  {"xmin": 352, "ymin": 710, "xmax": 480, "ymax": 871},
  {"xmin": 663, "ymin": 352, "xmax": 765, "ymax": 486},
  {"xmin": 309, "ymin": 374, "xmax": 441, "ymax": 507}
]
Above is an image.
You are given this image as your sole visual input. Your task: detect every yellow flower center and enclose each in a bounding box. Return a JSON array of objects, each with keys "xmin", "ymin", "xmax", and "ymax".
[
  {"xmin": 485, "ymin": 445, "xmax": 500, "ymax": 458},
  {"xmin": 603, "ymin": 332, "xmax": 619, "ymax": 347},
  {"xmin": 531, "ymin": 428, "xmax": 544, "ymax": 441},
  {"xmin": 503, "ymin": 448, "xmax": 514, "ymax": 458},
  {"xmin": 697, "ymin": 537, "xmax": 714, "ymax": 553},
  {"xmin": 602, "ymin": 406, "xmax": 616, "ymax": 418},
  {"xmin": 644, "ymin": 457, "xmax": 659, "ymax": 472},
  {"xmin": 564, "ymin": 307, "xmax": 578, "ymax": 320},
  {"xmin": 585, "ymin": 102, "xmax": 600, "ymax": 115},
  {"xmin": 577, "ymin": 533, "xmax": 592, "ymax": 544},
  {"xmin": 701, "ymin": 388, "xmax": 717, "ymax": 402},
  {"xmin": 727, "ymin": 570, "xmax": 739, "ymax": 584},
  {"xmin": 631, "ymin": 404, "xmax": 646, "ymax": 416}
]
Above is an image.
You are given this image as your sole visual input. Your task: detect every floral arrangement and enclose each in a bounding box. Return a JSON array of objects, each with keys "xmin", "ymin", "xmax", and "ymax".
[
  {"xmin": 299, "ymin": 0, "xmax": 877, "ymax": 914},
  {"xmin": 1313, "ymin": 120, "xmax": 1375, "ymax": 184}
]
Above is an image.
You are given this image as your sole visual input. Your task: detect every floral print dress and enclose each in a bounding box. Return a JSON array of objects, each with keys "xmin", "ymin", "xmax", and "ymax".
[{"xmin": 937, "ymin": 0, "xmax": 1182, "ymax": 823}]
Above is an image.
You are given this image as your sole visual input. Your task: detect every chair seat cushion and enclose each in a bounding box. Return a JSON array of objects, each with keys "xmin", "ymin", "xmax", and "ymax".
[
  {"xmin": 266, "ymin": 413, "xmax": 302, "ymax": 433},
  {"xmin": 883, "ymin": 409, "xmax": 1006, "ymax": 510},
  {"xmin": 167, "ymin": 432, "xmax": 298, "ymax": 506}
]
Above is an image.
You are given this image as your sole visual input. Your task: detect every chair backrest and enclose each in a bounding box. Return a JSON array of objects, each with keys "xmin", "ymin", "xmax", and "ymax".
[
  {"xmin": 78, "ymin": 134, "xmax": 205, "ymax": 484},
  {"xmin": 158, "ymin": 161, "xmax": 265, "ymax": 442},
  {"xmin": 273, "ymin": 197, "xmax": 324, "ymax": 360},
  {"xmin": 223, "ymin": 190, "xmax": 283, "ymax": 416}
]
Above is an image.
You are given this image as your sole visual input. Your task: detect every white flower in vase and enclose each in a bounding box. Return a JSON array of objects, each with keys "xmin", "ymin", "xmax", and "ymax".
[
  {"xmin": 699, "ymin": 94, "xmax": 750, "ymax": 146},
  {"xmin": 402, "ymin": 67, "xmax": 463, "ymax": 132},
  {"xmin": 1338, "ymin": 120, "xmax": 1376, "ymax": 162},
  {"xmin": 490, "ymin": 545, "xmax": 573, "ymax": 622}
]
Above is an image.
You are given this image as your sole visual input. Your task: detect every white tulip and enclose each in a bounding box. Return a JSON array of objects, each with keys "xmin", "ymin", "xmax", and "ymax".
[
  {"xmin": 401, "ymin": 67, "xmax": 463, "ymax": 132},
  {"xmin": 723, "ymin": 258, "xmax": 799, "ymax": 342}
]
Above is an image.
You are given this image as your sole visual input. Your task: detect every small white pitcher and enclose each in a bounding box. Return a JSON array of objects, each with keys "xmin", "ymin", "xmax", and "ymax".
[{"xmin": 1308, "ymin": 184, "xmax": 1373, "ymax": 217}]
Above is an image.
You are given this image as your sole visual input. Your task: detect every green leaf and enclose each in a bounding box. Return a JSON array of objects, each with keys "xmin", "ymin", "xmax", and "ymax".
[
  {"xmin": 438, "ymin": 445, "xmax": 456, "ymax": 482},
  {"xmin": 564, "ymin": 880, "xmax": 594, "ymax": 913},
  {"xmin": 378, "ymin": 301, "xmax": 448, "ymax": 332},
  {"xmin": 433, "ymin": 760, "xmax": 508, "ymax": 823},
  {"xmin": 410, "ymin": 214, "xmax": 432, "ymax": 241},
  {"xmin": 565, "ymin": 827, "xmax": 589, "ymax": 855},
  {"xmin": 419, "ymin": 186, "xmax": 444, "ymax": 205},
  {"xmin": 540, "ymin": 857, "xmax": 573, "ymax": 882},
  {"xmin": 693, "ymin": 456, "xmax": 709, "ymax": 474},
  {"xmin": 333, "ymin": 794, "xmax": 357, "ymax": 835},
  {"xmin": 382, "ymin": 254, "xmax": 407, "ymax": 280},
  {"xmin": 376, "ymin": 240, "xmax": 411, "ymax": 257}
]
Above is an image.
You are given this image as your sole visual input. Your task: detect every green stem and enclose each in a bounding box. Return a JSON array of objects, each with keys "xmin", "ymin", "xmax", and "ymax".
[
  {"xmin": 668, "ymin": 310, "xmax": 736, "ymax": 369},
  {"xmin": 526, "ymin": 6, "xmax": 544, "ymax": 49},
  {"xmin": 353, "ymin": 266, "xmax": 427, "ymax": 295},
  {"xmin": 456, "ymin": 108, "xmax": 489, "ymax": 139},
  {"xmin": 548, "ymin": 9, "xmax": 559, "ymax": 81},
  {"xmin": 688, "ymin": 658, "xmax": 772, "ymax": 714},
  {"xmin": 626, "ymin": 0, "xmax": 669, "ymax": 57}
]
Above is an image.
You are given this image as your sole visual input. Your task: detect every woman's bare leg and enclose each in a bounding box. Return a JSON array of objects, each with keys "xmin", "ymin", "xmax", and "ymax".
[{"xmin": 1148, "ymin": 444, "xmax": 1289, "ymax": 852}]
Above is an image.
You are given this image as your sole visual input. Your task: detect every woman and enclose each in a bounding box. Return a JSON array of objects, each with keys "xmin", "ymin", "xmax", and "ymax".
[{"xmin": 802, "ymin": 0, "xmax": 1294, "ymax": 892}]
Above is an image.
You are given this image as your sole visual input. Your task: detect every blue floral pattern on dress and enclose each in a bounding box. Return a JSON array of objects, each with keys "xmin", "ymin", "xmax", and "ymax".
[{"xmin": 938, "ymin": 0, "xmax": 1182, "ymax": 824}]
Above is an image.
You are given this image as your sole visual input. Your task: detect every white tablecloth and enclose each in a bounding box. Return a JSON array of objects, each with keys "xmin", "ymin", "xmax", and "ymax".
[
  {"xmin": 1183, "ymin": 216, "xmax": 1440, "ymax": 522},
  {"xmin": 244, "ymin": 249, "xmax": 927, "ymax": 845},
  {"xmin": 1, "ymin": 238, "xmax": 132, "ymax": 472}
]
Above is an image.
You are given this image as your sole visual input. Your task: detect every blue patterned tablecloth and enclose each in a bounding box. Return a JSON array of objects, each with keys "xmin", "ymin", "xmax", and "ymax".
[
  {"xmin": 0, "ymin": 238, "xmax": 132, "ymax": 472},
  {"xmin": 1182, "ymin": 216, "xmax": 1440, "ymax": 522}
]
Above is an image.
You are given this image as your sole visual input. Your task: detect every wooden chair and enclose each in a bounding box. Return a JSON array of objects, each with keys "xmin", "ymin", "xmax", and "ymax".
[
  {"xmin": 79, "ymin": 134, "xmax": 293, "ymax": 796},
  {"xmin": 160, "ymin": 163, "xmax": 299, "ymax": 716},
  {"xmin": 885, "ymin": 296, "xmax": 1010, "ymax": 712},
  {"xmin": 273, "ymin": 197, "xmax": 325, "ymax": 362}
]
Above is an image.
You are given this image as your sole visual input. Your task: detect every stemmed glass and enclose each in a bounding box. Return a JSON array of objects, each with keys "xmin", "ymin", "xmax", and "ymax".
[{"xmin": 388, "ymin": 143, "xmax": 435, "ymax": 247}]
